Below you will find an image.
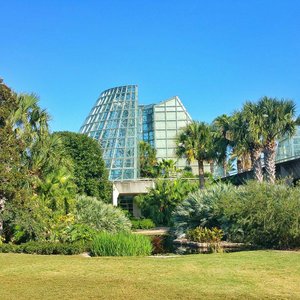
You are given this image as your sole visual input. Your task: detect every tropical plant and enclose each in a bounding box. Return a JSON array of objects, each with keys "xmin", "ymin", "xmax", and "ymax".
[
  {"xmin": 229, "ymin": 106, "xmax": 264, "ymax": 182},
  {"xmin": 75, "ymin": 195, "xmax": 131, "ymax": 232},
  {"xmin": 258, "ymin": 97, "xmax": 299, "ymax": 183},
  {"xmin": 135, "ymin": 178, "xmax": 197, "ymax": 226},
  {"xmin": 154, "ymin": 158, "xmax": 178, "ymax": 178},
  {"xmin": 173, "ymin": 183, "xmax": 234, "ymax": 236},
  {"xmin": 212, "ymin": 114, "xmax": 233, "ymax": 176},
  {"xmin": 139, "ymin": 141, "xmax": 157, "ymax": 178},
  {"xmin": 186, "ymin": 226, "xmax": 223, "ymax": 243},
  {"xmin": 176, "ymin": 121, "xmax": 214, "ymax": 189}
]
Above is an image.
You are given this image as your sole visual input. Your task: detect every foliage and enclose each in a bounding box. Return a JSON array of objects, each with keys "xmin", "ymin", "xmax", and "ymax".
[
  {"xmin": 90, "ymin": 232, "xmax": 153, "ymax": 256},
  {"xmin": 176, "ymin": 121, "xmax": 214, "ymax": 189},
  {"xmin": 56, "ymin": 224, "xmax": 97, "ymax": 243},
  {"xmin": 135, "ymin": 178, "xmax": 198, "ymax": 226},
  {"xmin": 174, "ymin": 181, "xmax": 300, "ymax": 249},
  {"xmin": 131, "ymin": 218, "xmax": 156, "ymax": 230},
  {"xmin": 154, "ymin": 158, "xmax": 178, "ymax": 178},
  {"xmin": 0, "ymin": 80, "xmax": 30, "ymax": 237},
  {"xmin": 258, "ymin": 97, "xmax": 298, "ymax": 183},
  {"xmin": 173, "ymin": 183, "xmax": 233, "ymax": 236},
  {"xmin": 219, "ymin": 181, "xmax": 300, "ymax": 248},
  {"xmin": 55, "ymin": 131, "xmax": 112, "ymax": 202},
  {"xmin": 0, "ymin": 241, "xmax": 88, "ymax": 255},
  {"xmin": 139, "ymin": 141, "xmax": 157, "ymax": 178},
  {"xmin": 75, "ymin": 195, "xmax": 131, "ymax": 233},
  {"xmin": 186, "ymin": 226, "xmax": 223, "ymax": 243}
]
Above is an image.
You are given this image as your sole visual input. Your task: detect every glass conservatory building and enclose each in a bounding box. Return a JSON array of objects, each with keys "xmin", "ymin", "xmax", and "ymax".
[{"xmin": 79, "ymin": 85, "xmax": 195, "ymax": 181}]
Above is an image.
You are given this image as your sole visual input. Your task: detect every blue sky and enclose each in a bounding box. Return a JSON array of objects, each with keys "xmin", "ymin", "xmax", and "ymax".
[{"xmin": 1, "ymin": 0, "xmax": 300, "ymax": 132}]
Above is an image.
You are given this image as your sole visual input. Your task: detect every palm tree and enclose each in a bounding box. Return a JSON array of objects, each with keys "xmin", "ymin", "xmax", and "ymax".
[
  {"xmin": 176, "ymin": 121, "xmax": 214, "ymax": 189},
  {"xmin": 258, "ymin": 97, "xmax": 298, "ymax": 183},
  {"xmin": 154, "ymin": 159, "xmax": 177, "ymax": 178},
  {"xmin": 139, "ymin": 141, "xmax": 157, "ymax": 178},
  {"xmin": 229, "ymin": 106, "xmax": 264, "ymax": 182},
  {"xmin": 212, "ymin": 114, "xmax": 233, "ymax": 177}
]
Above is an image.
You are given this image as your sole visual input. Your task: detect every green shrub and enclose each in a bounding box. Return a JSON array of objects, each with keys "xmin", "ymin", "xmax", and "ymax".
[
  {"xmin": 0, "ymin": 241, "xmax": 88, "ymax": 255},
  {"xmin": 173, "ymin": 183, "xmax": 233, "ymax": 236},
  {"xmin": 76, "ymin": 195, "xmax": 131, "ymax": 233},
  {"xmin": 218, "ymin": 181, "xmax": 300, "ymax": 248},
  {"xmin": 186, "ymin": 227, "xmax": 223, "ymax": 243},
  {"xmin": 174, "ymin": 181, "xmax": 300, "ymax": 249},
  {"xmin": 131, "ymin": 219, "xmax": 156, "ymax": 230},
  {"xmin": 56, "ymin": 224, "xmax": 97, "ymax": 243},
  {"xmin": 135, "ymin": 178, "xmax": 197, "ymax": 226},
  {"xmin": 90, "ymin": 232, "xmax": 153, "ymax": 256},
  {"xmin": 0, "ymin": 243, "xmax": 22, "ymax": 253}
]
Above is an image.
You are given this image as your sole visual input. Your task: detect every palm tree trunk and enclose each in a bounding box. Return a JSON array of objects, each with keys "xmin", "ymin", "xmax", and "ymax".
[
  {"xmin": 198, "ymin": 159, "xmax": 205, "ymax": 189},
  {"xmin": 251, "ymin": 148, "xmax": 263, "ymax": 182},
  {"xmin": 0, "ymin": 197, "xmax": 4, "ymax": 236},
  {"xmin": 264, "ymin": 139, "xmax": 276, "ymax": 184},
  {"xmin": 209, "ymin": 160, "xmax": 214, "ymax": 175},
  {"xmin": 223, "ymin": 159, "xmax": 227, "ymax": 177},
  {"xmin": 237, "ymin": 158, "xmax": 243, "ymax": 173}
]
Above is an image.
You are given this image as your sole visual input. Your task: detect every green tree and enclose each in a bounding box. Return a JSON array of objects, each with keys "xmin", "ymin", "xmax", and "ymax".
[
  {"xmin": 212, "ymin": 114, "xmax": 233, "ymax": 176},
  {"xmin": 0, "ymin": 80, "xmax": 32, "ymax": 238},
  {"xmin": 139, "ymin": 141, "xmax": 157, "ymax": 178},
  {"xmin": 229, "ymin": 106, "xmax": 264, "ymax": 182},
  {"xmin": 176, "ymin": 121, "xmax": 214, "ymax": 189},
  {"xmin": 258, "ymin": 97, "xmax": 298, "ymax": 183},
  {"xmin": 55, "ymin": 131, "xmax": 112, "ymax": 202}
]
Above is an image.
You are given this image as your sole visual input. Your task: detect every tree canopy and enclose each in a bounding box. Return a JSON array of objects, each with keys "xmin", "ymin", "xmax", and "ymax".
[{"xmin": 54, "ymin": 131, "xmax": 112, "ymax": 203}]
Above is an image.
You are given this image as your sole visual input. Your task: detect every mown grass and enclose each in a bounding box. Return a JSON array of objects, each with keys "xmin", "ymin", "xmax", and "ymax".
[{"xmin": 1, "ymin": 251, "xmax": 300, "ymax": 299}]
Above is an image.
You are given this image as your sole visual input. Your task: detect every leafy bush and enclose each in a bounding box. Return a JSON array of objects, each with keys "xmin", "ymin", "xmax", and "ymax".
[
  {"xmin": 186, "ymin": 227, "xmax": 223, "ymax": 243},
  {"xmin": 173, "ymin": 183, "xmax": 233, "ymax": 236},
  {"xmin": 56, "ymin": 224, "xmax": 97, "ymax": 243},
  {"xmin": 131, "ymin": 219, "xmax": 156, "ymax": 230},
  {"xmin": 0, "ymin": 241, "xmax": 88, "ymax": 255},
  {"xmin": 76, "ymin": 195, "xmax": 131, "ymax": 233},
  {"xmin": 218, "ymin": 181, "xmax": 300, "ymax": 248},
  {"xmin": 173, "ymin": 181, "xmax": 300, "ymax": 249},
  {"xmin": 90, "ymin": 232, "xmax": 153, "ymax": 256},
  {"xmin": 135, "ymin": 178, "xmax": 197, "ymax": 226}
]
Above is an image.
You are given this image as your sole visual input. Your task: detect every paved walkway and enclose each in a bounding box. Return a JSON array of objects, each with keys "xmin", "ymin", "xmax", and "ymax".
[{"xmin": 133, "ymin": 227, "xmax": 170, "ymax": 236}]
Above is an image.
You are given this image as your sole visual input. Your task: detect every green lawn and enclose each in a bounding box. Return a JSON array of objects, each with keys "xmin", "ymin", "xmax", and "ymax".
[{"xmin": 1, "ymin": 251, "xmax": 300, "ymax": 299}]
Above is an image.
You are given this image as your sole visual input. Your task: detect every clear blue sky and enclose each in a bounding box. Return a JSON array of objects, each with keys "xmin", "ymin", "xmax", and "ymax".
[{"xmin": 1, "ymin": 0, "xmax": 300, "ymax": 132}]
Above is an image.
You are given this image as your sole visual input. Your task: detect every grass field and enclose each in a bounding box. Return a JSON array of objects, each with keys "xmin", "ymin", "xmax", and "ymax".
[{"xmin": 1, "ymin": 251, "xmax": 300, "ymax": 299}]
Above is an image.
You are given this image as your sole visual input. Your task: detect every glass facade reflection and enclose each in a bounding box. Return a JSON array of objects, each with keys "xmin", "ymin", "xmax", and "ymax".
[
  {"xmin": 80, "ymin": 86, "xmax": 196, "ymax": 181},
  {"xmin": 80, "ymin": 85, "xmax": 139, "ymax": 180},
  {"xmin": 276, "ymin": 127, "xmax": 300, "ymax": 162}
]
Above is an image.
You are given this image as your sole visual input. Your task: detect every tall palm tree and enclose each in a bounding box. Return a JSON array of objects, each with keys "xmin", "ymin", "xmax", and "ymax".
[
  {"xmin": 176, "ymin": 121, "xmax": 213, "ymax": 189},
  {"xmin": 258, "ymin": 97, "xmax": 298, "ymax": 183},
  {"xmin": 230, "ymin": 106, "xmax": 264, "ymax": 182},
  {"xmin": 212, "ymin": 114, "xmax": 233, "ymax": 177}
]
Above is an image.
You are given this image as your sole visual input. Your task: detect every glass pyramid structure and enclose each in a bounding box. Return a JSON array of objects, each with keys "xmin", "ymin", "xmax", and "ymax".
[{"xmin": 80, "ymin": 85, "xmax": 195, "ymax": 181}]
